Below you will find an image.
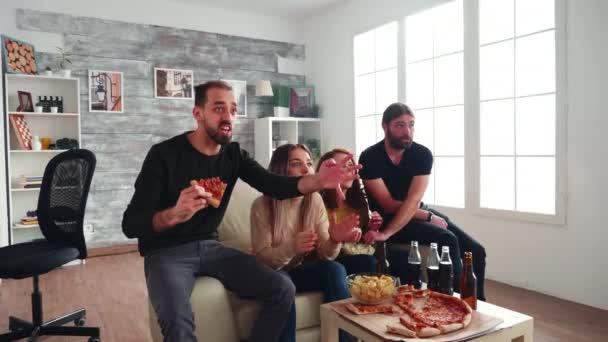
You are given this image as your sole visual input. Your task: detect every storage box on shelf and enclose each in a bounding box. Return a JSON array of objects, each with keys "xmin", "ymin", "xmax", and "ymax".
[
  {"xmin": 3, "ymin": 74, "xmax": 81, "ymax": 244},
  {"xmin": 254, "ymin": 117, "xmax": 322, "ymax": 168}
]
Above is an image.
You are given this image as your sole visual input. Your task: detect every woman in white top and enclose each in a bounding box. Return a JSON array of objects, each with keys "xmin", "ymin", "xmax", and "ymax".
[{"xmin": 250, "ymin": 143, "xmax": 372, "ymax": 342}]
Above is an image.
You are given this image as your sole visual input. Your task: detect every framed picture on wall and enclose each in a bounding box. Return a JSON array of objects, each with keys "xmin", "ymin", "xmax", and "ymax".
[
  {"xmin": 290, "ymin": 86, "xmax": 316, "ymax": 117},
  {"xmin": 154, "ymin": 67, "xmax": 194, "ymax": 100},
  {"xmin": 223, "ymin": 79, "xmax": 247, "ymax": 117},
  {"xmin": 89, "ymin": 70, "xmax": 124, "ymax": 113},
  {"xmin": 1, "ymin": 35, "xmax": 38, "ymax": 75}
]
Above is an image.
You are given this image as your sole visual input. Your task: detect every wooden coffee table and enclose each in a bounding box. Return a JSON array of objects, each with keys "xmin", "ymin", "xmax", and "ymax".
[{"xmin": 321, "ymin": 299, "xmax": 533, "ymax": 342}]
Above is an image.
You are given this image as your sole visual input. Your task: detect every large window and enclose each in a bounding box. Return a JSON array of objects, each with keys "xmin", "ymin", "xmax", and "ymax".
[
  {"xmin": 352, "ymin": 0, "xmax": 562, "ymax": 220},
  {"xmin": 353, "ymin": 22, "xmax": 398, "ymax": 156},
  {"xmin": 405, "ymin": 0, "xmax": 464, "ymax": 208},
  {"xmin": 479, "ymin": 0, "xmax": 557, "ymax": 215}
]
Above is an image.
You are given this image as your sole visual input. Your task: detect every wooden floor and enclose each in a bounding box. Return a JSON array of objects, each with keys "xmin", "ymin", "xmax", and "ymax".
[{"xmin": 1, "ymin": 252, "xmax": 606, "ymax": 341}]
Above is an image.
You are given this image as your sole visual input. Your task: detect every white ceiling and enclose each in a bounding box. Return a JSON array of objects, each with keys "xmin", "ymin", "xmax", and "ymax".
[{"xmin": 174, "ymin": 0, "xmax": 348, "ymax": 19}]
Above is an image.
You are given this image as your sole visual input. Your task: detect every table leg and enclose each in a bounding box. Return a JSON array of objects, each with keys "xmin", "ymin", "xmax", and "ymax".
[{"xmin": 321, "ymin": 306, "xmax": 339, "ymax": 342}]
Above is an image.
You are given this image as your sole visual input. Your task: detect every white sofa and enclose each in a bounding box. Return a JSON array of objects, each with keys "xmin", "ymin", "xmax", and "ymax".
[{"xmin": 149, "ymin": 180, "xmax": 323, "ymax": 342}]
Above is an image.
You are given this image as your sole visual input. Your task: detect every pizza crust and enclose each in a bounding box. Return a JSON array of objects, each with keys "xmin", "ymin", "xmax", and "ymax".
[
  {"xmin": 207, "ymin": 196, "xmax": 221, "ymax": 208},
  {"xmin": 439, "ymin": 322, "xmax": 464, "ymax": 334},
  {"xmin": 386, "ymin": 324, "xmax": 416, "ymax": 338},
  {"xmin": 418, "ymin": 326, "xmax": 441, "ymax": 338},
  {"xmin": 345, "ymin": 303, "xmax": 395, "ymax": 315},
  {"xmin": 463, "ymin": 312, "xmax": 472, "ymax": 327}
]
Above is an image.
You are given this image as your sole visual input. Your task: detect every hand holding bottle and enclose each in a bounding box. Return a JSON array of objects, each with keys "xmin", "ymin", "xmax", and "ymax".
[{"xmin": 368, "ymin": 211, "xmax": 383, "ymax": 231}]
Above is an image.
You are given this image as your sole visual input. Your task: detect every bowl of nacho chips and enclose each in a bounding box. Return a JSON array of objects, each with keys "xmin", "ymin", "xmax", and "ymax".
[{"xmin": 346, "ymin": 273, "xmax": 397, "ymax": 304}]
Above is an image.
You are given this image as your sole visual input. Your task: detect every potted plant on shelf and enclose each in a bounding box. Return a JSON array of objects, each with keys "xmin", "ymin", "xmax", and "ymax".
[
  {"xmin": 43, "ymin": 66, "xmax": 53, "ymax": 76},
  {"xmin": 56, "ymin": 47, "xmax": 72, "ymax": 77}
]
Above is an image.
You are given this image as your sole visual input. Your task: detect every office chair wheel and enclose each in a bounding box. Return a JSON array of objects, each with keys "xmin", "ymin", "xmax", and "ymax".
[
  {"xmin": 28, "ymin": 327, "xmax": 40, "ymax": 342},
  {"xmin": 88, "ymin": 337, "xmax": 100, "ymax": 342},
  {"xmin": 75, "ymin": 317, "xmax": 86, "ymax": 326}
]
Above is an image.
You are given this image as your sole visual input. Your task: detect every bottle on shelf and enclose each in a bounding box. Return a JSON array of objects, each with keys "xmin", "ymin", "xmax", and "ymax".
[
  {"xmin": 426, "ymin": 242, "xmax": 441, "ymax": 291},
  {"xmin": 460, "ymin": 251, "xmax": 477, "ymax": 309},
  {"xmin": 58, "ymin": 96, "xmax": 64, "ymax": 113},
  {"xmin": 42, "ymin": 96, "xmax": 50, "ymax": 112},
  {"xmin": 405, "ymin": 240, "xmax": 422, "ymax": 289},
  {"xmin": 438, "ymin": 246, "xmax": 454, "ymax": 295}
]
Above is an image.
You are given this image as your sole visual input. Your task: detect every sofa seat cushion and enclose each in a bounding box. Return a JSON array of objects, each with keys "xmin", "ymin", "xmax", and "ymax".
[{"xmin": 229, "ymin": 291, "xmax": 323, "ymax": 341}]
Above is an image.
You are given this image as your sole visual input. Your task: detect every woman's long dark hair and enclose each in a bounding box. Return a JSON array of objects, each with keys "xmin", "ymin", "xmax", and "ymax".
[
  {"xmin": 265, "ymin": 143, "xmax": 315, "ymax": 245},
  {"xmin": 316, "ymin": 148, "xmax": 370, "ymax": 231}
]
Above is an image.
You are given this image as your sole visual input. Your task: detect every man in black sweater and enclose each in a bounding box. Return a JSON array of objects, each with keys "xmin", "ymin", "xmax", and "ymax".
[{"xmin": 122, "ymin": 81, "xmax": 359, "ymax": 342}]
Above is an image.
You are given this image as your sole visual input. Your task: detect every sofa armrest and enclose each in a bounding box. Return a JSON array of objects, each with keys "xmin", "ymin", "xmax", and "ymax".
[{"xmin": 149, "ymin": 276, "xmax": 241, "ymax": 342}]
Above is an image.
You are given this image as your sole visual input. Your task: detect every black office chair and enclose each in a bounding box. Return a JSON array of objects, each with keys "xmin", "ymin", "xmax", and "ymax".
[{"xmin": 0, "ymin": 149, "xmax": 100, "ymax": 341}]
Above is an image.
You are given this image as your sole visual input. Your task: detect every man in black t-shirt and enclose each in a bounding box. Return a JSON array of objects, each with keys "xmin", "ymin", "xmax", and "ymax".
[
  {"xmin": 122, "ymin": 81, "xmax": 361, "ymax": 342},
  {"xmin": 359, "ymin": 103, "xmax": 486, "ymax": 300}
]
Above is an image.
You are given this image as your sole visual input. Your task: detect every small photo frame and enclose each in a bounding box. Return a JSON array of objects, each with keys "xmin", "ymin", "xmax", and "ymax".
[
  {"xmin": 17, "ymin": 91, "xmax": 34, "ymax": 112},
  {"xmin": 290, "ymin": 87, "xmax": 316, "ymax": 117},
  {"xmin": 224, "ymin": 79, "xmax": 247, "ymax": 117},
  {"xmin": 89, "ymin": 70, "xmax": 124, "ymax": 113},
  {"xmin": 1, "ymin": 35, "xmax": 38, "ymax": 75},
  {"xmin": 154, "ymin": 68, "xmax": 194, "ymax": 99}
]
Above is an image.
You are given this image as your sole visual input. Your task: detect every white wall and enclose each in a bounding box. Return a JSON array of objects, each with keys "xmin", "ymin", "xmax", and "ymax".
[
  {"xmin": 305, "ymin": 0, "xmax": 608, "ymax": 310},
  {"xmin": 0, "ymin": 0, "xmax": 304, "ymax": 54}
]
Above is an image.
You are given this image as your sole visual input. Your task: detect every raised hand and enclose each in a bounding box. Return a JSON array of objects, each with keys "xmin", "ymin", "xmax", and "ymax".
[
  {"xmin": 368, "ymin": 211, "xmax": 383, "ymax": 231},
  {"xmin": 328, "ymin": 212, "xmax": 362, "ymax": 243},
  {"xmin": 317, "ymin": 154, "xmax": 362, "ymax": 200},
  {"xmin": 294, "ymin": 228, "xmax": 318, "ymax": 254},
  {"xmin": 170, "ymin": 181, "xmax": 213, "ymax": 224}
]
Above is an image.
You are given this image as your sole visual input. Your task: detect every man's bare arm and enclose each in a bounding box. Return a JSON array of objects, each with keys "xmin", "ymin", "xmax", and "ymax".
[
  {"xmin": 362, "ymin": 178, "xmax": 402, "ymax": 214},
  {"xmin": 381, "ymin": 175, "xmax": 429, "ymax": 238}
]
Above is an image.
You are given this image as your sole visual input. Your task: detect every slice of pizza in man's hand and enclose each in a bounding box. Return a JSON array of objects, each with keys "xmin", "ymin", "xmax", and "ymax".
[{"xmin": 192, "ymin": 177, "xmax": 227, "ymax": 208}]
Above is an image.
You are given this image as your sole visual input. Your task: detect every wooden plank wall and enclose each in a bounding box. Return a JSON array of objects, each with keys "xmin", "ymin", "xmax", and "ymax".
[{"xmin": 15, "ymin": 9, "xmax": 305, "ymax": 246}]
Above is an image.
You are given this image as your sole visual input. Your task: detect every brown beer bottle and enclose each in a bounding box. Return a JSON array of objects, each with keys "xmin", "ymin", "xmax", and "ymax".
[{"xmin": 459, "ymin": 252, "xmax": 477, "ymax": 309}]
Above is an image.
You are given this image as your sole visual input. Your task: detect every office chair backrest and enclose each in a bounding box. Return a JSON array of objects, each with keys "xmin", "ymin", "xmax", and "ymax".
[{"xmin": 37, "ymin": 149, "xmax": 97, "ymax": 259}]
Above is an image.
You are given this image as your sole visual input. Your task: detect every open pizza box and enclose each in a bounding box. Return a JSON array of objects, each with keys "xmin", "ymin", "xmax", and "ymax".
[{"xmin": 330, "ymin": 300, "xmax": 504, "ymax": 341}]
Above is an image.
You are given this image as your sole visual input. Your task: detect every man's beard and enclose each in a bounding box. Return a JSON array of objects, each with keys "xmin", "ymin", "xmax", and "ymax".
[
  {"xmin": 205, "ymin": 122, "xmax": 232, "ymax": 145},
  {"xmin": 387, "ymin": 133, "xmax": 412, "ymax": 150}
]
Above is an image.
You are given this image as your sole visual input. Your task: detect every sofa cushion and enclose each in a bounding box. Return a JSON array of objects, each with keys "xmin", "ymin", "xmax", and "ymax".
[
  {"xmin": 229, "ymin": 291, "xmax": 323, "ymax": 341},
  {"xmin": 218, "ymin": 180, "xmax": 261, "ymax": 253}
]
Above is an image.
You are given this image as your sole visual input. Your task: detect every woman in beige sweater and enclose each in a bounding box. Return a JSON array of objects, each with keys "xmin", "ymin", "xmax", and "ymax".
[{"xmin": 250, "ymin": 143, "xmax": 371, "ymax": 342}]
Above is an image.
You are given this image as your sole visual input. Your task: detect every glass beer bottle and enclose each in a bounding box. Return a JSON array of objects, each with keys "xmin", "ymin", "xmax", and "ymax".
[
  {"xmin": 438, "ymin": 246, "xmax": 454, "ymax": 295},
  {"xmin": 426, "ymin": 243, "xmax": 440, "ymax": 291},
  {"xmin": 459, "ymin": 252, "xmax": 477, "ymax": 309},
  {"xmin": 406, "ymin": 241, "xmax": 422, "ymax": 289},
  {"xmin": 376, "ymin": 241, "xmax": 390, "ymax": 274}
]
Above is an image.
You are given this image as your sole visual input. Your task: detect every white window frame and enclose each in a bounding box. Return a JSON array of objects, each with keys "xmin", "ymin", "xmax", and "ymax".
[
  {"xmin": 403, "ymin": 1, "xmax": 466, "ymax": 209},
  {"xmin": 352, "ymin": 0, "xmax": 566, "ymax": 224},
  {"xmin": 352, "ymin": 22, "xmax": 400, "ymax": 158},
  {"xmin": 467, "ymin": 0, "xmax": 567, "ymax": 224}
]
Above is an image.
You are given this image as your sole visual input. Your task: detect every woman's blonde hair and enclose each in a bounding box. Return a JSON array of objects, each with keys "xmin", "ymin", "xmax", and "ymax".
[{"xmin": 265, "ymin": 143, "xmax": 315, "ymax": 245}]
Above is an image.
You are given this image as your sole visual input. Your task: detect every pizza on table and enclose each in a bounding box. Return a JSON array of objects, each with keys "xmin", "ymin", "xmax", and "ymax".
[{"xmin": 346, "ymin": 285, "xmax": 473, "ymax": 338}]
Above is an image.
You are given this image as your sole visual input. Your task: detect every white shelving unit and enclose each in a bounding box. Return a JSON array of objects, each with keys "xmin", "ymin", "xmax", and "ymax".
[
  {"xmin": 3, "ymin": 74, "xmax": 81, "ymax": 244},
  {"xmin": 254, "ymin": 117, "xmax": 322, "ymax": 168}
]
